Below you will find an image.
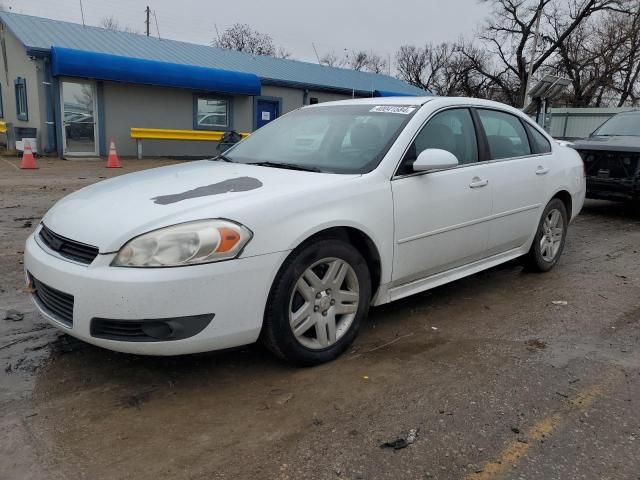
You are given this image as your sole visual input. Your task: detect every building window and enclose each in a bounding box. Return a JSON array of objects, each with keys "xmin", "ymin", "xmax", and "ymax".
[
  {"xmin": 15, "ymin": 77, "xmax": 28, "ymax": 121},
  {"xmin": 309, "ymin": 97, "xmax": 319, "ymax": 105},
  {"xmin": 195, "ymin": 96, "xmax": 229, "ymax": 130}
]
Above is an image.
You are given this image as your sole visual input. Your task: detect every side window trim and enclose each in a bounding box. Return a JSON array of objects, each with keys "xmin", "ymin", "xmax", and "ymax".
[
  {"xmin": 470, "ymin": 107, "xmax": 490, "ymax": 162},
  {"xmin": 520, "ymin": 116, "xmax": 537, "ymax": 154}
]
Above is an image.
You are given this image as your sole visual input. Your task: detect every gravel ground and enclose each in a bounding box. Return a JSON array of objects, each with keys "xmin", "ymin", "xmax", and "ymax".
[{"xmin": 1, "ymin": 156, "xmax": 639, "ymax": 480}]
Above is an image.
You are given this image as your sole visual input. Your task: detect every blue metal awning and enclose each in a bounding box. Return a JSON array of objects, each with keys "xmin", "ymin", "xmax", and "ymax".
[
  {"xmin": 374, "ymin": 90, "xmax": 421, "ymax": 97},
  {"xmin": 51, "ymin": 47, "xmax": 261, "ymax": 96}
]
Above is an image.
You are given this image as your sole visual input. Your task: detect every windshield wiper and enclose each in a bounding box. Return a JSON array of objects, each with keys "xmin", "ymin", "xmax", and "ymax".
[
  {"xmin": 249, "ymin": 161, "xmax": 323, "ymax": 173},
  {"xmin": 592, "ymin": 134, "xmax": 640, "ymax": 137},
  {"xmin": 212, "ymin": 153, "xmax": 236, "ymax": 163}
]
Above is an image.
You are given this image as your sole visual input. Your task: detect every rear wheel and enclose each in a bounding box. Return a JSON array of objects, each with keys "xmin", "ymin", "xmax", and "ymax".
[
  {"xmin": 523, "ymin": 198, "xmax": 568, "ymax": 272},
  {"xmin": 261, "ymin": 238, "xmax": 371, "ymax": 366}
]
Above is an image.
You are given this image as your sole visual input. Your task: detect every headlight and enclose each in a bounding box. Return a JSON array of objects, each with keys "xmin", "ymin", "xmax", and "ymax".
[{"xmin": 111, "ymin": 219, "xmax": 252, "ymax": 267}]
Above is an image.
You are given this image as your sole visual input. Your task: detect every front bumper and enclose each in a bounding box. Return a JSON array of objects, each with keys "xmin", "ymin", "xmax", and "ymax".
[
  {"xmin": 586, "ymin": 176, "xmax": 639, "ymax": 201},
  {"xmin": 24, "ymin": 230, "xmax": 288, "ymax": 355}
]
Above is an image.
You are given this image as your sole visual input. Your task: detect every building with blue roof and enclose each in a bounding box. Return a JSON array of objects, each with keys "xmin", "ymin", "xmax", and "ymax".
[{"xmin": 0, "ymin": 12, "xmax": 426, "ymax": 157}]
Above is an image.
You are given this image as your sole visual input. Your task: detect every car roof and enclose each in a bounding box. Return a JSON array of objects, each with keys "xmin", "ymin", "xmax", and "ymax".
[
  {"xmin": 304, "ymin": 96, "xmax": 526, "ymax": 115},
  {"xmin": 305, "ymin": 96, "xmax": 433, "ymax": 107}
]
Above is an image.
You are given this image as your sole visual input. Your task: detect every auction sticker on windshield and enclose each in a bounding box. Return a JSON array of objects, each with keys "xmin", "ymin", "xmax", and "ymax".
[{"xmin": 369, "ymin": 106, "xmax": 417, "ymax": 114}]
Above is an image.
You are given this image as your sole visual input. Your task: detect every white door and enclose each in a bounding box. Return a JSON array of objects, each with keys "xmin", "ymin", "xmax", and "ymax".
[
  {"xmin": 391, "ymin": 108, "xmax": 492, "ymax": 286},
  {"xmin": 61, "ymin": 80, "xmax": 98, "ymax": 156},
  {"xmin": 474, "ymin": 108, "xmax": 551, "ymax": 256}
]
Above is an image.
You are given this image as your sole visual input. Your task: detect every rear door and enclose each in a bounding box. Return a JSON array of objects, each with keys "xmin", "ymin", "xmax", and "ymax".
[{"xmin": 475, "ymin": 108, "xmax": 552, "ymax": 255}]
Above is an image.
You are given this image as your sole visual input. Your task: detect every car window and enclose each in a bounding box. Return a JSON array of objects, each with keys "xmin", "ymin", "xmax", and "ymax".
[
  {"xmin": 226, "ymin": 105, "xmax": 415, "ymax": 174},
  {"xmin": 525, "ymin": 123, "xmax": 552, "ymax": 154},
  {"xmin": 592, "ymin": 112, "xmax": 640, "ymax": 136},
  {"xmin": 288, "ymin": 116, "xmax": 331, "ymax": 154},
  {"xmin": 398, "ymin": 108, "xmax": 478, "ymax": 174},
  {"xmin": 477, "ymin": 109, "xmax": 532, "ymax": 160}
]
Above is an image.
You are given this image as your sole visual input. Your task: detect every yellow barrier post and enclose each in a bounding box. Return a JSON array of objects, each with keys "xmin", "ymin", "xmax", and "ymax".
[{"xmin": 130, "ymin": 128, "xmax": 250, "ymax": 159}]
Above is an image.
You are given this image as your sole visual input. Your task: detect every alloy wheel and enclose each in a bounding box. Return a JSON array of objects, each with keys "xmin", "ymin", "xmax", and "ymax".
[
  {"xmin": 288, "ymin": 257, "xmax": 360, "ymax": 350},
  {"xmin": 540, "ymin": 208, "xmax": 564, "ymax": 262}
]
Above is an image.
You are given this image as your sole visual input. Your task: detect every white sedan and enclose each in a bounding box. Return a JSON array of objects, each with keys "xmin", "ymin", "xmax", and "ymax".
[{"xmin": 25, "ymin": 97, "xmax": 585, "ymax": 365}]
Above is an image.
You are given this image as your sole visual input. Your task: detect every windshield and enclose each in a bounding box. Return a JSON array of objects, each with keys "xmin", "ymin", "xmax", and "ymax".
[
  {"xmin": 592, "ymin": 112, "xmax": 640, "ymax": 137},
  {"xmin": 224, "ymin": 104, "xmax": 418, "ymax": 174}
]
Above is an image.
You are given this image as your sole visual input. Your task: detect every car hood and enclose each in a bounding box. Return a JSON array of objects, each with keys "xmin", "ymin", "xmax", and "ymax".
[
  {"xmin": 42, "ymin": 161, "xmax": 356, "ymax": 253},
  {"xmin": 572, "ymin": 135, "xmax": 640, "ymax": 152}
]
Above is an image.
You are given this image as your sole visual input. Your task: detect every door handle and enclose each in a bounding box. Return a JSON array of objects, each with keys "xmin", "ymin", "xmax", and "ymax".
[
  {"xmin": 469, "ymin": 177, "xmax": 489, "ymax": 188},
  {"xmin": 536, "ymin": 166, "xmax": 550, "ymax": 175}
]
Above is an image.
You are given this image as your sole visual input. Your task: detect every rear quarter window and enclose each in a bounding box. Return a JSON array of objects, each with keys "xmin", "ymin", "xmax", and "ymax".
[{"xmin": 526, "ymin": 124, "xmax": 552, "ymax": 154}]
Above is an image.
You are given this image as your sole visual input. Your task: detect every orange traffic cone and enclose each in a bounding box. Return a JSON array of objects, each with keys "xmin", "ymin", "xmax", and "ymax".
[
  {"xmin": 106, "ymin": 140, "xmax": 122, "ymax": 168},
  {"xmin": 19, "ymin": 140, "xmax": 38, "ymax": 169}
]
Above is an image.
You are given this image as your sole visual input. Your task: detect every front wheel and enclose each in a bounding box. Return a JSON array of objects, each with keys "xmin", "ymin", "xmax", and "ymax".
[
  {"xmin": 523, "ymin": 198, "xmax": 568, "ymax": 272},
  {"xmin": 261, "ymin": 238, "xmax": 371, "ymax": 366}
]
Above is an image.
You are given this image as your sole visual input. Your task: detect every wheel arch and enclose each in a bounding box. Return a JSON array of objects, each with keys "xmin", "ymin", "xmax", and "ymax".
[
  {"xmin": 288, "ymin": 225, "xmax": 383, "ymax": 300},
  {"xmin": 550, "ymin": 189, "xmax": 573, "ymax": 218}
]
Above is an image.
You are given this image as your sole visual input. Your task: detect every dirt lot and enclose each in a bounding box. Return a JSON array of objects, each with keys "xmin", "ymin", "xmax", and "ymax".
[{"xmin": 1, "ymin": 156, "xmax": 639, "ymax": 480}]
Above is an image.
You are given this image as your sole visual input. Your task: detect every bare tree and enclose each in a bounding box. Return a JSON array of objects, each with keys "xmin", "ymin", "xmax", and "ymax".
[
  {"xmin": 550, "ymin": 12, "xmax": 622, "ymax": 105},
  {"xmin": 99, "ymin": 16, "xmax": 138, "ymax": 34},
  {"xmin": 320, "ymin": 50, "xmax": 388, "ymax": 73},
  {"xmin": 365, "ymin": 52, "xmax": 389, "ymax": 74},
  {"xmin": 612, "ymin": 6, "xmax": 640, "ymax": 105},
  {"xmin": 458, "ymin": 0, "xmax": 631, "ymax": 106},
  {"xmin": 347, "ymin": 51, "xmax": 369, "ymax": 71},
  {"xmin": 396, "ymin": 42, "xmax": 493, "ymax": 97},
  {"xmin": 276, "ymin": 47, "xmax": 293, "ymax": 60},
  {"xmin": 396, "ymin": 45, "xmax": 429, "ymax": 90},
  {"xmin": 319, "ymin": 51, "xmax": 346, "ymax": 68},
  {"xmin": 212, "ymin": 24, "xmax": 278, "ymax": 56},
  {"xmin": 543, "ymin": 2, "xmax": 640, "ymax": 106}
]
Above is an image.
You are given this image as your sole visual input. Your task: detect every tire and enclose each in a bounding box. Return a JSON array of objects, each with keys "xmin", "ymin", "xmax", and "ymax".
[
  {"xmin": 261, "ymin": 237, "xmax": 371, "ymax": 366},
  {"xmin": 523, "ymin": 198, "xmax": 568, "ymax": 272}
]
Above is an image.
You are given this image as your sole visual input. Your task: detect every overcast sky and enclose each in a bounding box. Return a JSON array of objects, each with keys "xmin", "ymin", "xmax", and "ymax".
[{"xmin": 6, "ymin": 0, "xmax": 490, "ymax": 65}]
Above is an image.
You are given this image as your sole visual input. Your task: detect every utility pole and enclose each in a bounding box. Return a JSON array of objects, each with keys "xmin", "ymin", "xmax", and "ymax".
[
  {"xmin": 145, "ymin": 6, "xmax": 150, "ymax": 37},
  {"xmin": 523, "ymin": 6, "xmax": 543, "ymax": 108}
]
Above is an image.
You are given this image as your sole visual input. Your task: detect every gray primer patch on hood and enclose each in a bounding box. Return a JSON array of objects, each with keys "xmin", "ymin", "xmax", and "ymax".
[{"xmin": 151, "ymin": 176, "xmax": 263, "ymax": 205}]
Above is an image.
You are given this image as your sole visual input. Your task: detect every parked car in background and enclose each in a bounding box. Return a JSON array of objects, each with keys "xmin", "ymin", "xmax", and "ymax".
[
  {"xmin": 25, "ymin": 97, "xmax": 585, "ymax": 365},
  {"xmin": 571, "ymin": 110, "xmax": 640, "ymax": 202}
]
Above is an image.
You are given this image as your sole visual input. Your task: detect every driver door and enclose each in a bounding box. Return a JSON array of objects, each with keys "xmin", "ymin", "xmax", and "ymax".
[{"xmin": 391, "ymin": 108, "xmax": 492, "ymax": 290}]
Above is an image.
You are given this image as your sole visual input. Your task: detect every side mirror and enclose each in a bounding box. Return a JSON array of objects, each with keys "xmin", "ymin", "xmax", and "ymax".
[{"xmin": 413, "ymin": 148, "xmax": 459, "ymax": 172}]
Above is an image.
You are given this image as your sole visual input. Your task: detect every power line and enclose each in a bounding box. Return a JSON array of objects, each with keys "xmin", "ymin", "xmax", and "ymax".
[
  {"xmin": 153, "ymin": 10, "xmax": 161, "ymax": 40},
  {"xmin": 312, "ymin": 43, "xmax": 320, "ymax": 64},
  {"xmin": 78, "ymin": 0, "xmax": 85, "ymax": 27}
]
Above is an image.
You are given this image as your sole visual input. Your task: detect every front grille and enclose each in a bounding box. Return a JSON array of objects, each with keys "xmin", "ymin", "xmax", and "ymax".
[
  {"xmin": 30, "ymin": 275, "xmax": 74, "ymax": 327},
  {"xmin": 578, "ymin": 150, "xmax": 640, "ymax": 180},
  {"xmin": 39, "ymin": 224, "xmax": 99, "ymax": 265}
]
